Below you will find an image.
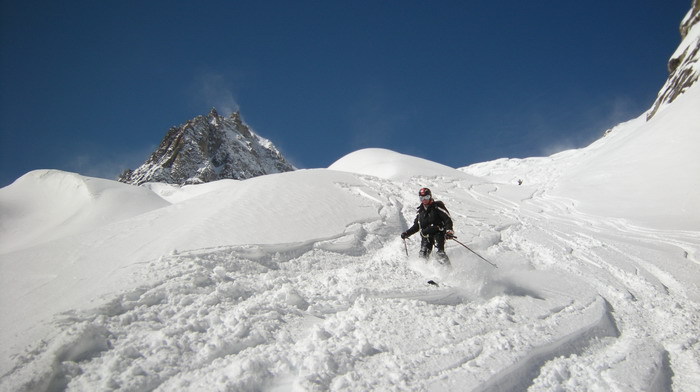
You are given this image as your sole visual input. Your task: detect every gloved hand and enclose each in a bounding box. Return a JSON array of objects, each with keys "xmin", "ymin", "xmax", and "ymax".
[
  {"xmin": 446, "ymin": 230, "xmax": 455, "ymax": 239},
  {"xmin": 400, "ymin": 231, "xmax": 408, "ymax": 239}
]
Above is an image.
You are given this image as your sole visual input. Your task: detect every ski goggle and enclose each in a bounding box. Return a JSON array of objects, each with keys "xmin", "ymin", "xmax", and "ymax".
[{"xmin": 419, "ymin": 195, "xmax": 431, "ymax": 201}]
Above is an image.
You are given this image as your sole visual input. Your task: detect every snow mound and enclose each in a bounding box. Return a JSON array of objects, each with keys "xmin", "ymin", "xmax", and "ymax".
[
  {"xmin": 0, "ymin": 170, "xmax": 170, "ymax": 254},
  {"xmin": 142, "ymin": 180, "xmax": 239, "ymax": 204},
  {"xmin": 329, "ymin": 148, "xmax": 476, "ymax": 181},
  {"xmin": 140, "ymin": 169, "xmax": 385, "ymax": 248},
  {"xmin": 0, "ymin": 169, "xmax": 391, "ymax": 371}
]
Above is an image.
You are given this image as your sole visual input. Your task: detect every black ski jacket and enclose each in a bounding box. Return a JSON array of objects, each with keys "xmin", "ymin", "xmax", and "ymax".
[{"xmin": 405, "ymin": 200, "xmax": 453, "ymax": 238}]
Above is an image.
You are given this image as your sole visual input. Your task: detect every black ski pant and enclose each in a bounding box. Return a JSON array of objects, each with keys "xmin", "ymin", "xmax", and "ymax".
[{"xmin": 419, "ymin": 232, "xmax": 450, "ymax": 263}]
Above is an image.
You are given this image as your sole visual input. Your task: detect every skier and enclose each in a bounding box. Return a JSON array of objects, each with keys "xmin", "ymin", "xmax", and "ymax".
[{"xmin": 401, "ymin": 187, "xmax": 454, "ymax": 264}]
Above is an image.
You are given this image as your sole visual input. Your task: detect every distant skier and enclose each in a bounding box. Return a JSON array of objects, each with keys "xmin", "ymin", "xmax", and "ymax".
[{"xmin": 401, "ymin": 187, "xmax": 454, "ymax": 264}]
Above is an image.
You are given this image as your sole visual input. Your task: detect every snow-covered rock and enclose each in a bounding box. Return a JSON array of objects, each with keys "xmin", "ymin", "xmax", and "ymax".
[
  {"xmin": 118, "ymin": 108, "xmax": 295, "ymax": 185},
  {"xmin": 647, "ymin": 0, "xmax": 700, "ymax": 119}
]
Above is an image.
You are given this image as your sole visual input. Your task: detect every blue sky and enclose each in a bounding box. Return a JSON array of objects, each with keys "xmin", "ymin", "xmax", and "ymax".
[{"xmin": 0, "ymin": 1, "xmax": 691, "ymax": 186}]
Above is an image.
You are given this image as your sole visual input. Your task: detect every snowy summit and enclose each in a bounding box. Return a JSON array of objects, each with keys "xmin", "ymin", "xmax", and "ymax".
[
  {"xmin": 118, "ymin": 108, "xmax": 295, "ymax": 186},
  {"xmin": 1, "ymin": 4, "xmax": 700, "ymax": 392}
]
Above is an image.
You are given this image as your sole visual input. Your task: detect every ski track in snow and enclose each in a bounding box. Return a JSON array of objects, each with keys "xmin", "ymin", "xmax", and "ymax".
[{"xmin": 2, "ymin": 174, "xmax": 700, "ymax": 392}]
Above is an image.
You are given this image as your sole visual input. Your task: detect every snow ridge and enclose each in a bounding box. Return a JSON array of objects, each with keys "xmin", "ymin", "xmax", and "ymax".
[{"xmin": 0, "ymin": 170, "xmax": 169, "ymax": 254}]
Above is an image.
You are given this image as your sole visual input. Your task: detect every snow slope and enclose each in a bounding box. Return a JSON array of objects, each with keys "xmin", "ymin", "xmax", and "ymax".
[
  {"xmin": 461, "ymin": 85, "xmax": 700, "ymax": 230},
  {"xmin": 1, "ymin": 60, "xmax": 700, "ymax": 392},
  {"xmin": 0, "ymin": 169, "xmax": 382, "ymax": 377},
  {"xmin": 555, "ymin": 85, "xmax": 700, "ymax": 230},
  {"xmin": 1, "ymin": 118, "xmax": 699, "ymax": 391}
]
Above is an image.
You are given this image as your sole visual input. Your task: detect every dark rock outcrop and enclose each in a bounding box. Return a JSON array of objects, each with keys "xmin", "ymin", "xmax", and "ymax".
[
  {"xmin": 647, "ymin": 0, "xmax": 700, "ymax": 120},
  {"xmin": 119, "ymin": 109, "xmax": 295, "ymax": 185}
]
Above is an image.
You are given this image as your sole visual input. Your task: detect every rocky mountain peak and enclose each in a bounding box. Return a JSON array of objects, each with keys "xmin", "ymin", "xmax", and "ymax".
[
  {"xmin": 647, "ymin": 0, "xmax": 700, "ymax": 120},
  {"xmin": 118, "ymin": 109, "xmax": 295, "ymax": 185}
]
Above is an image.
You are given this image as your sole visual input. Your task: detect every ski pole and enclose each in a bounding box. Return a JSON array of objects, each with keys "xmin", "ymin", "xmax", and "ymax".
[
  {"xmin": 403, "ymin": 238, "xmax": 409, "ymax": 257},
  {"xmin": 450, "ymin": 237, "xmax": 498, "ymax": 268}
]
